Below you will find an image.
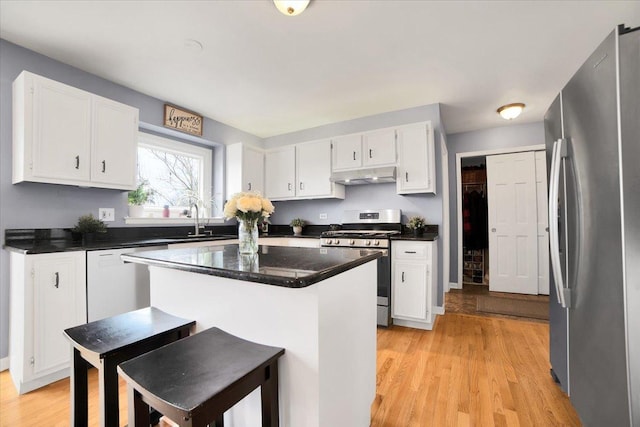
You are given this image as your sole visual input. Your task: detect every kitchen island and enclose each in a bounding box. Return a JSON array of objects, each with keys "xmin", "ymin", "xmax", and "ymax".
[{"xmin": 121, "ymin": 244, "xmax": 382, "ymax": 427}]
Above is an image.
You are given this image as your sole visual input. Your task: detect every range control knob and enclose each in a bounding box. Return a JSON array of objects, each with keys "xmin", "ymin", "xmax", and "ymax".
[
  {"xmin": 349, "ymin": 239, "xmax": 355, "ymax": 245},
  {"xmin": 335, "ymin": 239, "xmax": 340, "ymax": 245},
  {"xmin": 374, "ymin": 240, "xmax": 380, "ymax": 246},
  {"xmin": 365, "ymin": 240, "xmax": 372, "ymax": 246},
  {"xmin": 326, "ymin": 239, "xmax": 332, "ymax": 245}
]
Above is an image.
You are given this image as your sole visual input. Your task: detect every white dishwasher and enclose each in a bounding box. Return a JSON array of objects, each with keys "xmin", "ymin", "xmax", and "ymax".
[{"xmin": 86, "ymin": 246, "xmax": 166, "ymax": 322}]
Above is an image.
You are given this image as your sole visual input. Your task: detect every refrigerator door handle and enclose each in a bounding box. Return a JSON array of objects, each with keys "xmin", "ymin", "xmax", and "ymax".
[{"xmin": 549, "ymin": 138, "xmax": 568, "ymax": 308}]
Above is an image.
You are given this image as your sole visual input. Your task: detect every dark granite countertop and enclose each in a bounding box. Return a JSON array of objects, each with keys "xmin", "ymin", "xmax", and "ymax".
[
  {"xmin": 3, "ymin": 235, "xmax": 238, "ymax": 254},
  {"xmin": 121, "ymin": 244, "xmax": 383, "ymax": 288},
  {"xmin": 3, "ymin": 226, "xmax": 325, "ymax": 254},
  {"xmin": 391, "ymin": 233, "xmax": 439, "ymax": 242}
]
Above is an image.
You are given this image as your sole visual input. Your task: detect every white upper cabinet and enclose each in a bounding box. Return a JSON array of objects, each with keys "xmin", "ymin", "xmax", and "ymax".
[
  {"xmin": 362, "ymin": 128, "xmax": 396, "ymax": 166},
  {"xmin": 226, "ymin": 143, "xmax": 265, "ymax": 196},
  {"xmin": 265, "ymin": 146, "xmax": 296, "ymax": 199},
  {"xmin": 265, "ymin": 139, "xmax": 344, "ymax": 201},
  {"xmin": 91, "ymin": 96, "xmax": 138, "ymax": 188},
  {"xmin": 297, "ymin": 139, "xmax": 334, "ymax": 198},
  {"xmin": 396, "ymin": 121, "xmax": 436, "ymax": 194},
  {"xmin": 332, "ymin": 128, "xmax": 396, "ymax": 171},
  {"xmin": 12, "ymin": 71, "xmax": 138, "ymax": 190},
  {"xmin": 331, "ymin": 134, "xmax": 362, "ymax": 170}
]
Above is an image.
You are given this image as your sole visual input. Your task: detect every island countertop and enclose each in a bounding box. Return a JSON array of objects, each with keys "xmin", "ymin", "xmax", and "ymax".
[{"xmin": 121, "ymin": 244, "xmax": 383, "ymax": 288}]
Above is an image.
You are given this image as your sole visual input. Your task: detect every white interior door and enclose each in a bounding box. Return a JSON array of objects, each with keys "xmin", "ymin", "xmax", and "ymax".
[
  {"xmin": 487, "ymin": 152, "xmax": 538, "ymax": 294},
  {"xmin": 535, "ymin": 151, "xmax": 550, "ymax": 294}
]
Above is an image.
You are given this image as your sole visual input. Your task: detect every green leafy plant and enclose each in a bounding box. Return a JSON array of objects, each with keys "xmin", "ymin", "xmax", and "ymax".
[
  {"xmin": 128, "ymin": 181, "xmax": 154, "ymax": 206},
  {"xmin": 72, "ymin": 214, "xmax": 107, "ymax": 234},
  {"xmin": 290, "ymin": 218, "xmax": 306, "ymax": 227},
  {"xmin": 406, "ymin": 216, "xmax": 426, "ymax": 230}
]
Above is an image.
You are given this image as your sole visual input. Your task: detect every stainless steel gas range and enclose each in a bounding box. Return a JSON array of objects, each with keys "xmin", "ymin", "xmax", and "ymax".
[{"xmin": 321, "ymin": 209, "xmax": 401, "ymax": 327}]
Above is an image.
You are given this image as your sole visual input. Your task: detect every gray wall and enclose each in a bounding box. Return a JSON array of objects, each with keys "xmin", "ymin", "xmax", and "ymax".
[
  {"xmin": 446, "ymin": 121, "xmax": 545, "ymax": 284},
  {"xmin": 263, "ymin": 104, "xmax": 447, "ymax": 307},
  {"xmin": 0, "ymin": 39, "xmax": 262, "ymax": 359}
]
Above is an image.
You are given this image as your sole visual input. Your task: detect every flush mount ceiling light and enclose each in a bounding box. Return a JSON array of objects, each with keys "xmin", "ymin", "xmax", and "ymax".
[
  {"xmin": 497, "ymin": 103, "xmax": 525, "ymax": 120},
  {"xmin": 273, "ymin": 0, "xmax": 310, "ymax": 16}
]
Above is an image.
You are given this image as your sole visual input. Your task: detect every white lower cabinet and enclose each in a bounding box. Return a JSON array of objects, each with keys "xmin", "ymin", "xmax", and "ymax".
[
  {"xmin": 391, "ymin": 240, "xmax": 437, "ymax": 330},
  {"xmin": 9, "ymin": 251, "xmax": 87, "ymax": 394}
]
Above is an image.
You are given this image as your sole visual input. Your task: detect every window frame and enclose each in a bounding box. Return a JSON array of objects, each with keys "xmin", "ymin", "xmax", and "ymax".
[{"xmin": 125, "ymin": 131, "xmax": 220, "ymax": 224}]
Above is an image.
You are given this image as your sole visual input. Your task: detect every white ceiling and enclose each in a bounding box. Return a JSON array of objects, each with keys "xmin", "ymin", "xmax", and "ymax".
[{"xmin": 1, "ymin": 1, "xmax": 638, "ymax": 138}]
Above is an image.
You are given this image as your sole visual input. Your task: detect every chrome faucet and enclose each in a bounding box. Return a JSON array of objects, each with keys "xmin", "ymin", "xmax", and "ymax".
[{"xmin": 191, "ymin": 203, "xmax": 201, "ymax": 236}]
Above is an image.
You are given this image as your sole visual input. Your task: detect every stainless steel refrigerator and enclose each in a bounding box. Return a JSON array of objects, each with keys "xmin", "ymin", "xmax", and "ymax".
[{"xmin": 544, "ymin": 24, "xmax": 639, "ymax": 426}]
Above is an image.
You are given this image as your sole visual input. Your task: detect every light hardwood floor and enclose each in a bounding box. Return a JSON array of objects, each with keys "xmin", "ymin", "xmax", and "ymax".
[{"xmin": 1, "ymin": 313, "xmax": 580, "ymax": 426}]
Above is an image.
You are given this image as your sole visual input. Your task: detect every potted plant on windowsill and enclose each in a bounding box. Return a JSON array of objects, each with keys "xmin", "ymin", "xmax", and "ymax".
[
  {"xmin": 290, "ymin": 218, "xmax": 306, "ymax": 236},
  {"xmin": 128, "ymin": 181, "xmax": 154, "ymax": 218},
  {"xmin": 406, "ymin": 215, "xmax": 426, "ymax": 237},
  {"xmin": 72, "ymin": 214, "xmax": 107, "ymax": 244}
]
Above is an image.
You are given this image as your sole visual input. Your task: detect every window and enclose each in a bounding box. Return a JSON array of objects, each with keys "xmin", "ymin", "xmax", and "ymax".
[{"xmin": 136, "ymin": 132, "xmax": 213, "ymax": 219}]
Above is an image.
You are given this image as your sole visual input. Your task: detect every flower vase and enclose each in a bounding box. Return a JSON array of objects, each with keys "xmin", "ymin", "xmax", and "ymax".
[{"xmin": 238, "ymin": 220, "xmax": 259, "ymax": 254}]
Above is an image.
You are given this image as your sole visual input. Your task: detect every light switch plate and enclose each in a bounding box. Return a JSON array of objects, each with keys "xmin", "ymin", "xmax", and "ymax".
[
  {"xmin": 319, "ymin": 213, "xmax": 328, "ymax": 220},
  {"xmin": 99, "ymin": 208, "xmax": 115, "ymax": 222}
]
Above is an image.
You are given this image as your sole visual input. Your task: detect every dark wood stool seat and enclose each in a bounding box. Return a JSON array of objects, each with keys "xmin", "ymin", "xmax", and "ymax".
[
  {"xmin": 63, "ymin": 307, "xmax": 195, "ymax": 427},
  {"xmin": 117, "ymin": 327, "xmax": 285, "ymax": 427}
]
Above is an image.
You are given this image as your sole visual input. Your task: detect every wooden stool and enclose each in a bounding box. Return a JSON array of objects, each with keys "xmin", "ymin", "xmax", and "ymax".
[
  {"xmin": 117, "ymin": 327, "xmax": 285, "ymax": 427},
  {"xmin": 63, "ymin": 307, "xmax": 195, "ymax": 427}
]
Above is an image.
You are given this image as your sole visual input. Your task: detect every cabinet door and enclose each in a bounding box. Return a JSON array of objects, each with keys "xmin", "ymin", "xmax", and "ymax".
[
  {"xmin": 91, "ymin": 96, "xmax": 138, "ymax": 189},
  {"xmin": 243, "ymin": 146, "xmax": 265, "ymax": 194},
  {"xmin": 331, "ymin": 134, "xmax": 362, "ymax": 170},
  {"xmin": 32, "ymin": 75, "xmax": 91, "ymax": 182},
  {"xmin": 396, "ymin": 122, "xmax": 436, "ymax": 194},
  {"xmin": 265, "ymin": 146, "xmax": 296, "ymax": 199},
  {"xmin": 32, "ymin": 252, "xmax": 86, "ymax": 376},
  {"xmin": 363, "ymin": 128, "xmax": 396, "ymax": 166},
  {"xmin": 392, "ymin": 261, "xmax": 428, "ymax": 320},
  {"xmin": 297, "ymin": 139, "xmax": 332, "ymax": 198}
]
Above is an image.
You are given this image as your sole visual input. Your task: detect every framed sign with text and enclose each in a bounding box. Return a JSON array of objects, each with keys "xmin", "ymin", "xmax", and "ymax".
[{"xmin": 163, "ymin": 104, "xmax": 203, "ymax": 136}]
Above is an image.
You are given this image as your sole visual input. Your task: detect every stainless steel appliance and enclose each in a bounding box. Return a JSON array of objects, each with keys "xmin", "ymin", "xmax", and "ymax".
[
  {"xmin": 545, "ymin": 24, "xmax": 639, "ymax": 426},
  {"xmin": 321, "ymin": 209, "xmax": 401, "ymax": 326}
]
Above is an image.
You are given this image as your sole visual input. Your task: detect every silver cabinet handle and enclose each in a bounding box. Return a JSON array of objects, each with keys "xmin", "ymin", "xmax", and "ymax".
[
  {"xmin": 248, "ymin": 182, "xmax": 252, "ymax": 191},
  {"xmin": 75, "ymin": 155, "xmax": 80, "ymax": 169},
  {"xmin": 369, "ymin": 149, "xmax": 373, "ymax": 158},
  {"xmin": 405, "ymin": 172, "xmax": 409, "ymax": 182},
  {"xmin": 353, "ymin": 151, "xmax": 356, "ymax": 161},
  {"xmin": 401, "ymin": 271, "xmax": 405, "ymax": 282},
  {"xmin": 300, "ymin": 182, "xmax": 304, "ymax": 190},
  {"xmin": 288, "ymin": 183, "xmax": 292, "ymax": 191},
  {"xmin": 404, "ymin": 251, "xmax": 416, "ymax": 254},
  {"xmin": 54, "ymin": 272, "xmax": 59, "ymax": 288},
  {"xmin": 101, "ymin": 160, "xmax": 106, "ymax": 173}
]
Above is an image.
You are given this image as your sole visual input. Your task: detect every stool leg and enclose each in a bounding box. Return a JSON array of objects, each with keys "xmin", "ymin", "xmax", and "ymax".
[
  {"xmin": 261, "ymin": 362, "xmax": 280, "ymax": 427},
  {"xmin": 99, "ymin": 357, "xmax": 120, "ymax": 427},
  {"xmin": 70, "ymin": 348, "xmax": 89, "ymax": 427},
  {"xmin": 128, "ymin": 386, "xmax": 151, "ymax": 427}
]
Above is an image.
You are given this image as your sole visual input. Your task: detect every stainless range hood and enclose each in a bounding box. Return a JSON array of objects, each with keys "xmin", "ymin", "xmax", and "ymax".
[{"xmin": 329, "ymin": 166, "xmax": 396, "ymax": 185}]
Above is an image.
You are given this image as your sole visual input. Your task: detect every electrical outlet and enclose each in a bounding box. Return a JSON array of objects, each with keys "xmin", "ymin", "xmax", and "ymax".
[
  {"xmin": 319, "ymin": 213, "xmax": 328, "ymax": 220},
  {"xmin": 99, "ymin": 208, "xmax": 115, "ymax": 222}
]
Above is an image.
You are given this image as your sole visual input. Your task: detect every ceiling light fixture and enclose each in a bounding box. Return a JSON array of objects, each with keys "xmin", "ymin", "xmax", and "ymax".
[
  {"xmin": 497, "ymin": 103, "xmax": 525, "ymax": 120},
  {"xmin": 273, "ymin": 0, "xmax": 310, "ymax": 16}
]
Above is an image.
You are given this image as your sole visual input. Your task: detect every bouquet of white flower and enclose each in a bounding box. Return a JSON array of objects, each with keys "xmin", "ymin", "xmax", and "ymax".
[{"xmin": 223, "ymin": 192, "xmax": 274, "ymax": 224}]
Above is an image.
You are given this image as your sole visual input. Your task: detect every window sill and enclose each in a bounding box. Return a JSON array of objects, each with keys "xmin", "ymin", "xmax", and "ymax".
[{"xmin": 124, "ymin": 217, "xmax": 226, "ymax": 226}]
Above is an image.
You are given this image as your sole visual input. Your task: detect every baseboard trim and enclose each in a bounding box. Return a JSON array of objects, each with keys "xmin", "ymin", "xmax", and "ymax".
[
  {"xmin": 0, "ymin": 357, "xmax": 9, "ymax": 372},
  {"xmin": 433, "ymin": 306, "xmax": 445, "ymax": 315},
  {"xmin": 449, "ymin": 281, "xmax": 462, "ymax": 290}
]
